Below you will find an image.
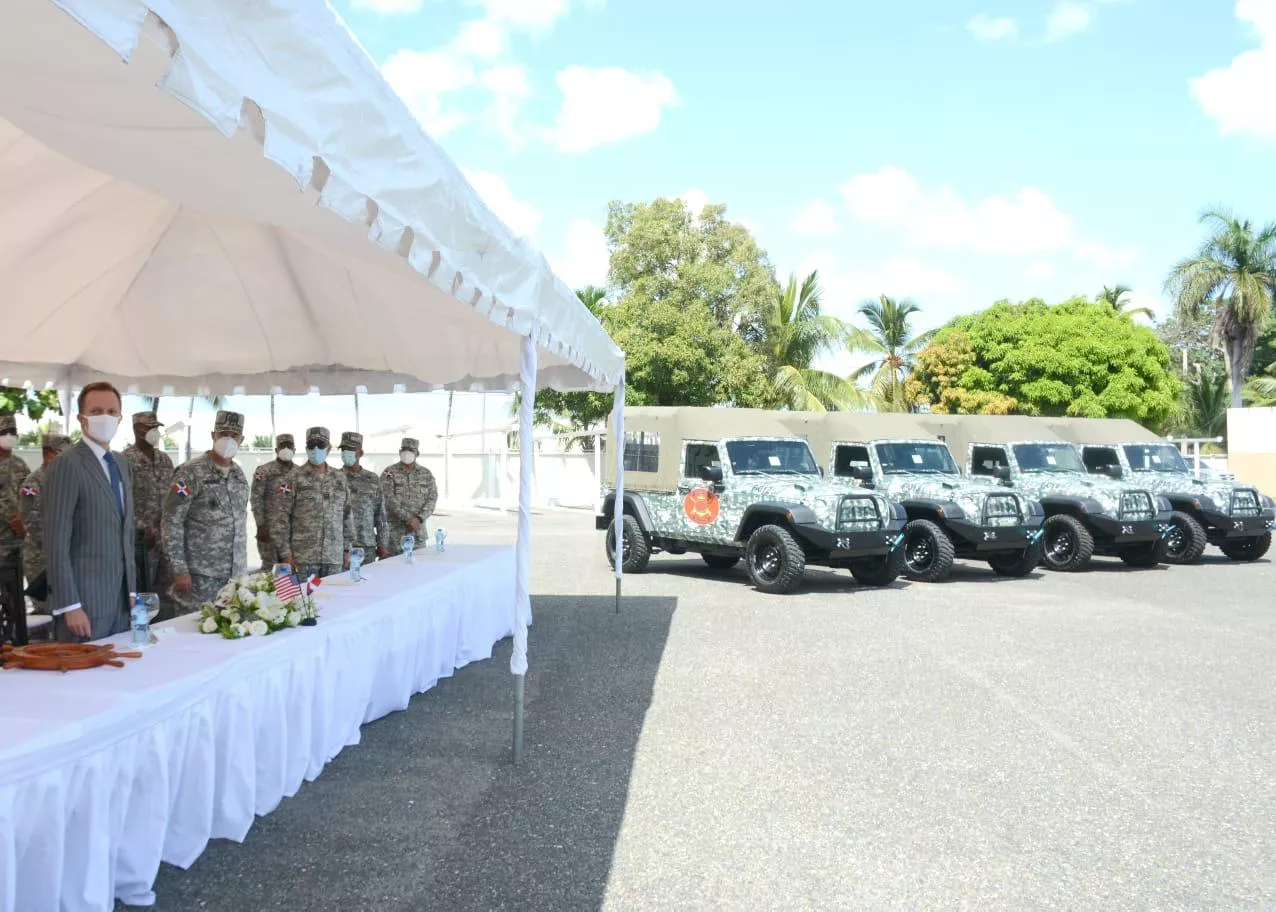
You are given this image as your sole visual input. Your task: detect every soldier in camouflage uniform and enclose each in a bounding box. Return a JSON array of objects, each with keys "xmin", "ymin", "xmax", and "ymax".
[
  {"xmin": 121, "ymin": 410, "xmax": 175, "ymax": 593},
  {"xmin": 339, "ymin": 431, "xmax": 389, "ymax": 560},
  {"xmin": 162, "ymin": 410, "xmax": 249, "ymax": 618},
  {"xmin": 17, "ymin": 434, "xmax": 72, "ymax": 612},
  {"xmin": 0, "ymin": 414, "xmax": 32, "ymax": 625},
  {"xmin": 273, "ymin": 427, "xmax": 353, "ymax": 578},
  {"xmin": 250, "ymin": 433, "xmax": 296, "ymax": 569},
  {"xmin": 380, "ymin": 437, "xmax": 438, "ymax": 555}
]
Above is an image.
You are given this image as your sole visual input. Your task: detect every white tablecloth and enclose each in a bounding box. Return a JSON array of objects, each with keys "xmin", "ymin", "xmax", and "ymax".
[{"xmin": 0, "ymin": 545, "xmax": 515, "ymax": 912}]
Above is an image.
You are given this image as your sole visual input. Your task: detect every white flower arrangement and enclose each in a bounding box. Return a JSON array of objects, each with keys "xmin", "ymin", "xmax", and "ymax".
[{"xmin": 196, "ymin": 571, "xmax": 305, "ymax": 639}]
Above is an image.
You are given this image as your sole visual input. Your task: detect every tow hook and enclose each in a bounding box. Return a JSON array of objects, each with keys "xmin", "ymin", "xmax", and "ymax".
[
  {"xmin": 1028, "ymin": 528, "xmax": 1044, "ymax": 544},
  {"xmin": 887, "ymin": 532, "xmax": 905, "ymax": 551}
]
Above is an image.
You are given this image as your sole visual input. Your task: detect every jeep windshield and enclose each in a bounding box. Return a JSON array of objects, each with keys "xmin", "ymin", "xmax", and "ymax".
[
  {"xmin": 1123, "ymin": 443, "xmax": 1189, "ymax": 474},
  {"xmin": 874, "ymin": 441, "xmax": 959, "ymax": 475},
  {"xmin": 1012, "ymin": 443, "xmax": 1085, "ymax": 474},
  {"xmin": 725, "ymin": 439, "xmax": 820, "ymax": 475}
]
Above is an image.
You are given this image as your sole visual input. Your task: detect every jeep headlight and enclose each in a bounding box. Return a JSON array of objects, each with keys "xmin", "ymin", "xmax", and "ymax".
[{"xmin": 838, "ymin": 496, "xmax": 882, "ymax": 531}]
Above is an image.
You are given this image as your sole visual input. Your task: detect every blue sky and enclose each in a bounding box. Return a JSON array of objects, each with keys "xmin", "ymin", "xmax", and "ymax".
[{"xmin": 330, "ymin": 0, "xmax": 1276, "ymax": 364}]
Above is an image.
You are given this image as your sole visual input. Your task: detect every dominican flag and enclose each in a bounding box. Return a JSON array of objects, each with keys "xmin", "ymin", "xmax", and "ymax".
[{"xmin": 274, "ymin": 567, "xmax": 302, "ymax": 601}]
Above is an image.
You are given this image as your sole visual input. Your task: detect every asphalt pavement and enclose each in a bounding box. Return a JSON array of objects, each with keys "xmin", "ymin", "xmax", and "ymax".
[{"xmin": 137, "ymin": 508, "xmax": 1276, "ymax": 911}]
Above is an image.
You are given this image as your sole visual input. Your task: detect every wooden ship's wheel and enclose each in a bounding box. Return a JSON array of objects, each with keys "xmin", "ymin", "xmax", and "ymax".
[{"xmin": 1, "ymin": 643, "xmax": 142, "ymax": 672}]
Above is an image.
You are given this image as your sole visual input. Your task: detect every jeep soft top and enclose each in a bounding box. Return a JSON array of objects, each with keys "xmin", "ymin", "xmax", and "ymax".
[{"xmin": 597, "ymin": 407, "xmax": 907, "ymax": 593}]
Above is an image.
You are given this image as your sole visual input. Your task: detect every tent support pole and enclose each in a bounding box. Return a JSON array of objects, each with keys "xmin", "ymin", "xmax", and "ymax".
[
  {"xmin": 612, "ymin": 378, "xmax": 626, "ymax": 614},
  {"xmin": 511, "ymin": 336, "xmax": 537, "ymax": 765}
]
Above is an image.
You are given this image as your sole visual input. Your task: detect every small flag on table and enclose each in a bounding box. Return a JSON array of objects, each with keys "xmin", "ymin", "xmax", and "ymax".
[{"xmin": 274, "ymin": 568, "xmax": 302, "ymax": 601}]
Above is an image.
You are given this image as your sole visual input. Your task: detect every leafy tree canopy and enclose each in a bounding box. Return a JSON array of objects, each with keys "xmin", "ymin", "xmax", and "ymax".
[
  {"xmin": 907, "ymin": 296, "xmax": 1180, "ymax": 426},
  {"xmin": 0, "ymin": 388, "xmax": 61, "ymax": 423}
]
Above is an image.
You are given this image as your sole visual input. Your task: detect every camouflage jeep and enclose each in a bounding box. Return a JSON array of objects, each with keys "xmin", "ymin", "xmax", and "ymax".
[
  {"xmin": 596, "ymin": 408, "xmax": 907, "ymax": 594},
  {"xmin": 821, "ymin": 436, "xmax": 1047, "ymax": 581},
  {"xmin": 1076, "ymin": 441, "xmax": 1274, "ymax": 563}
]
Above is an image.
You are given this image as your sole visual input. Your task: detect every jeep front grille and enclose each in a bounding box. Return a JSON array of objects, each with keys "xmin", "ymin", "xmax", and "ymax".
[
  {"xmin": 1118, "ymin": 491, "xmax": 1155, "ymax": 521},
  {"xmin": 982, "ymin": 493, "xmax": 1022, "ymax": 527},
  {"xmin": 838, "ymin": 496, "xmax": 882, "ymax": 532},
  {"xmin": 1230, "ymin": 489, "xmax": 1261, "ymax": 517}
]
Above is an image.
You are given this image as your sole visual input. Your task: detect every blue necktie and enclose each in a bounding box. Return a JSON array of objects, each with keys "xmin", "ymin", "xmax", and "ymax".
[{"xmin": 103, "ymin": 451, "xmax": 124, "ymax": 516}]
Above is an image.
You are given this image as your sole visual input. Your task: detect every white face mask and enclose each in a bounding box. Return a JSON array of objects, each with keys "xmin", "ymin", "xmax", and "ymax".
[
  {"xmin": 144, "ymin": 428, "xmax": 162, "ymax": 447},
  {"xmin": 85, "ymin": 414, "xmax": 121, "ymax": 444},
  {"xmin": 213, "ymin": 437, "xmax": 240, "ymax": 459},
  {"xmin": 400, "ymin": 451, "xmax": 416, "ymax": 465},
  {"xmin": 278, "ymin": 448, "xmax": 295, "ymax": 461},
  {"xmin": 341, "ymin": 450, "xmax": 358, "ymax": 467},
  {"xmin": 0, "ymin": 434, "xmax": 16, "ymax": 451}
]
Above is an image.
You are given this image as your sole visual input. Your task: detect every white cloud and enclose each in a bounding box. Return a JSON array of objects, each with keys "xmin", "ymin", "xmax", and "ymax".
[
  {"xmin": 789, "ymin": 199, "xmax": 839, "ymax": 235},
  {"xmin": 382, "ymin": 49, "xmax": 476, "ymax": 137},
  {"xmin": 550, "ymin": 66, "xmax": 678, "ymax": 153},
  {"xmin": 798, "ymin": 251, "xmax": 965, "ymax": 317},
  {"xmin": 838, "ymin": 165, "xmax": 1132, "ymax": 267},
  {"xmin": 461, "ymin": 170, "xmax": 543, "ymax": 238},
  {"xmin": 1189, "ymin": 0, "xmax": 1276, "ymax": 139},
  {"xmin": 967, "ymin": 14, "xmax": 1018, "ymax": 41},
  {"xmin": 352, "ymin": 0, "xmax": 424, "ymax": 13},
  {"xmin": 1045, "ymin": 2, "xmax": 1093, "ymax": 42},
  {"xmin": 679, "ymin": 188, "xmax": 710, "ymax": 218},
  {"xmin": 1025, "ymin": 261, "xmax": 1056, "ymax": 279},
  {"xmin": 478, "ymin": 64, "xmax": 534, "ymax": 143},
  {"xmin": 467, "ymin": 0, "xmax": 571, "ymax": 30},
  {"xmin": 453, "ymin": 17, "xmax": 508, "ymax": 59},
  {"xmin": 552, "ymin": 219, "xmax": 611, "ymax": 289}
]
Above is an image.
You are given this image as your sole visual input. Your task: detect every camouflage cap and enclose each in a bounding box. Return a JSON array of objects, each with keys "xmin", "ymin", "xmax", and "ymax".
[
  {"xmin": 0, "ymin": 415, "xmax": 16, "ymax": 435},
  {"xmin": 275, "ymin": 434, "xmax": 295, "ymax": 449},
  {"xmin": 41, "ymin": 433, "xmax": 72, "ymax": 452},
  {"xmin": 131, "ymin": 410, "xmax": 162, "ymax": 429},
  {"xmin": 400, "ymin": 437, "xmax": 420, "ymax": 454},
  {"xmin": 213, "ymin": 410, "xmax": 244, "ymax": 435},
  {"xmin": 339, "ymin": 431, "xmax": 363, "ymax": 451},
  {"xmin": 306, "ymin": 426, "xmax": 331, "ymax": 446}
]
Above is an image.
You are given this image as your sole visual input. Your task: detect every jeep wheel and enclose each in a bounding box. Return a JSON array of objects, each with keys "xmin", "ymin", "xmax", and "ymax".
[
  {"xmin": 902, "ymin": 519, "xmax": 955, "ymax": 582},
  {"xmin": 702, "ymin": 554, "xmax": 741, "ymax": 571},
  {"xmin": 1119, "ymin": 537, "xmax": 1168, "ymax": 568},
  {"xmin": 745, "ymin": 525, "xmax": 806, "ymax": 594},
  {"xmin": 605, "ymin": 514, "xmax": 651, "ymax": 573},
  {"xmin": 988, "ymin": 536, "xmax": 1044, "ymax": 577},
  {"xmin": 849, "ymin": 547, "xmax": 905, "ymax": 587},
  {"xmin": 1041, "ymin": 515, "xmax": 1095, "ymax": 572},
  {"xmin": 1220, "ymin": 532, "xmax": 1272, "ymax": 562},
  {"xmin": 1163, "ymin": 511, "xmax": 1207, "ymax": 564}
]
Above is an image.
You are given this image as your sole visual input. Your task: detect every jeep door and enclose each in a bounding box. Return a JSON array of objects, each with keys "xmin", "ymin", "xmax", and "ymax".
[
  {"xmin": 829, "ymin": 442, "xmax": 875, "ymax": 487},
  {"xmin": 677, "ymin": 440, "xmax": 734, "ymax": 542}
]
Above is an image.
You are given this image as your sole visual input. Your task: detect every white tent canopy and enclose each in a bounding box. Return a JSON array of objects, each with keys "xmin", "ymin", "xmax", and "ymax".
[{"xmin": 0, "ymin": 0, "xmax": 623, "ymax": 395}]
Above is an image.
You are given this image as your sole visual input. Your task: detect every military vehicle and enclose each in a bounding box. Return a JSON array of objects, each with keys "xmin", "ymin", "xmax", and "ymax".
[
  {"xmin": 597, "ymin": 408, "xmax": 908, "ymax": 594},
  {"xmin": 1046, "ymin": 417, "xmax": 1274, "ymax": 563},
  {"xmin": 928, "ymin": 416, "xmax": 1173, "ymax": 571},
  {"xmin": 789, "ymin": 413, "xmax": 1047, "ymax": 581}
]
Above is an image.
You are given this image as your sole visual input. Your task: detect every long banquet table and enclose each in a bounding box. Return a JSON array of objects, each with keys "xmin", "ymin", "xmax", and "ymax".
[{"xmin": 0, "ymin": 544, "xmax": 515, "ymax": 912}]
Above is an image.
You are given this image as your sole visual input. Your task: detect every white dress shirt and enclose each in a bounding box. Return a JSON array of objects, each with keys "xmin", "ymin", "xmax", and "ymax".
[{"xmin": 53, "ymin": 436, "xmax": 130, "ymax": 617}]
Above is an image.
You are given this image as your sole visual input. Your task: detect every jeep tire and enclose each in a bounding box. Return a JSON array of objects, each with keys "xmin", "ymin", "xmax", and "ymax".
[
  {"xmin": 849, "ymin": 546, "xmax": 905, "ymax": 587},
  {"xmin": 1041, "ymin": 514, "xmax": 1095, "ymax": 572},
  {"xmin": 902, "ymin": 518, "xmax": 955, "ymax": 582},
  {"xmin": 1220, "ymin": 531, "xmax": 1272, "ymax": 562},
  {"xmin": 1163, "ymin": 511, "xmax": 1207, "ymax": 564},
  {"xmin": 702, "ymin": 554, "xmax": 741, "ymax": 571},
  {"xmin": 1119, "ymin": 536, "xmax": 1168, "ymax": 568},
  {"xmin": 605, "ymin": 514, "xmax": 651, "ymax": 574},
  {"xmin": 988, "ymin": 536, "xmax": 1044, "ymax": 577},
  {"xmin": 744, "ymin": 524, "xmax": 806, "ymax": 594}
]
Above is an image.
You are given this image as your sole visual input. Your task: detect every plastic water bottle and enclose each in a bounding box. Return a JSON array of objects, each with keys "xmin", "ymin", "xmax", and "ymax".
[
  {"xmin": 130, "ymin": 595, "xmax": 149, "ymax": 649},
  {"xmin": 402, "ymin": 534, "xmax": 415, "ymax": 565},
  {"xmin": 349, "ymin": 547, "xmax": 364, "ymax": 581},
  {"xmin": 436, "ymin": 528, "xmax": 446, "ymax": 553}
]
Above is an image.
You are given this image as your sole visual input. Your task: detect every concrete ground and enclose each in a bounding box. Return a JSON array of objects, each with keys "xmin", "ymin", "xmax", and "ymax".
[{"xmin": 135, "ymin": 509, "xmax": 1276, "ymax": 911}]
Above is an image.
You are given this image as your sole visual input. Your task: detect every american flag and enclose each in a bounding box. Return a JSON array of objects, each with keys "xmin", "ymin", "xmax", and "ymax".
[{"xmin": 274, "ymin": 568, "xmax": 302, "ymax": 601}]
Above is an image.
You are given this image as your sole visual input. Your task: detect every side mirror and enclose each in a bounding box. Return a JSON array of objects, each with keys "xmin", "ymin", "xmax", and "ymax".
[
  {"xmin": 992, "ymin": 465, "xmax": 1011, "ymax": 482},
  {"xmin": 850, "ymin": 465, "xmax": 875, "ymax": 486},
  {"xmin": 698, "ymin": 464, "xmax": 724, "ymax": 485},
  {"xmin": 1103, "ymin": 464, "xmax": 1123, "ymax": 479}
]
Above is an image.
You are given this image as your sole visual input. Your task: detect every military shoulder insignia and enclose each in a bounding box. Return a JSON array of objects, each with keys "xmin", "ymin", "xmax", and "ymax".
[
  {"xmin": 278, "ymin": 482, "xmax": 293, "ymax": 495},
  {"xmin": 20, "ymin": 484, "xmax": 38, "ymax": 497},
  {"xmin": 172, "ymin": 481, "xmax": 191, "ymax": 498}
]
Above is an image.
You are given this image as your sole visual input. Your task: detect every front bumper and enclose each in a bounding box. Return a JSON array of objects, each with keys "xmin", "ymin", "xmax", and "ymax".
[
  {"xmin": 793, "ymin": 518, "xmax": 907, "ymax": 559},
  {"xmin": 1086, "ymin": 512, "xmax": 1171, "ymax": 543},
  {"xmin": 944, "ymin": 515, "xmax": 1046, "ymax": 552},
  {"xmin": 1199, "ymin": 507, "xmax": 1276, "ymax": 539}
]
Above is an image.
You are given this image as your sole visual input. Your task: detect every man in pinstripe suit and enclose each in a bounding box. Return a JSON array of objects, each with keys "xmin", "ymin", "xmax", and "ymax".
[{"xmin": 43, "ymin": 382, "xmax": 137, "ymax": 641}]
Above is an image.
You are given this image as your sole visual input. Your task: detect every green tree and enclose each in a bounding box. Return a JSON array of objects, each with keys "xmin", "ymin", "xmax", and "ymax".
[
  {"xmin": 1096, "ymin": 284, "xmax": 1155, "ymax": 320},
  {"xmin": 849, "ymin": 295, "xmax": 935, "ymax": 412},
  {"xmin": 1165, "ymin": 208, "xmax": 1276, "ymax": 408},
  {"xmin": 759, "ymin": 271, "xmax": 864, "ymax": 411},
  {"xmin": 0, "ymin": 388, "xmax": 61, "ymax": 423},
  {"xmin": 1167, "ymin": 366, "xmax": 1229, "ymax": 438},
  {"xmin": 907, "ymin": 296, "xmax": 1180, "ymax": 426}
]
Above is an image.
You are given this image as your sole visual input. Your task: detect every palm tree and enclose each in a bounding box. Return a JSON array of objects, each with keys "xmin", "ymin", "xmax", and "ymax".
[
  {"xmin": 1097, "ymin": 284, "xmax": 1154, "ymax": 320},
  {"xmin": 1246, "ymin": 362, "xmax": 1276, "ymax": 406},
  {"xmin": 577, "ymin": 284, "xmax": 607, "ymax": 313},
  {"xmin": 1165, "ymin": 208, "xmax": 1276, "ymax": 408},
  {"xmin": 1176, "ymin": 368, "xmax": 1229, "ymax": 438},
  {"xmin": 760, "ymin": 271, "xmax": 865, "ymax": 411},
  {"xmin": 850, "ymin": 295, "xmax": 936, "ymax": 412}
]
